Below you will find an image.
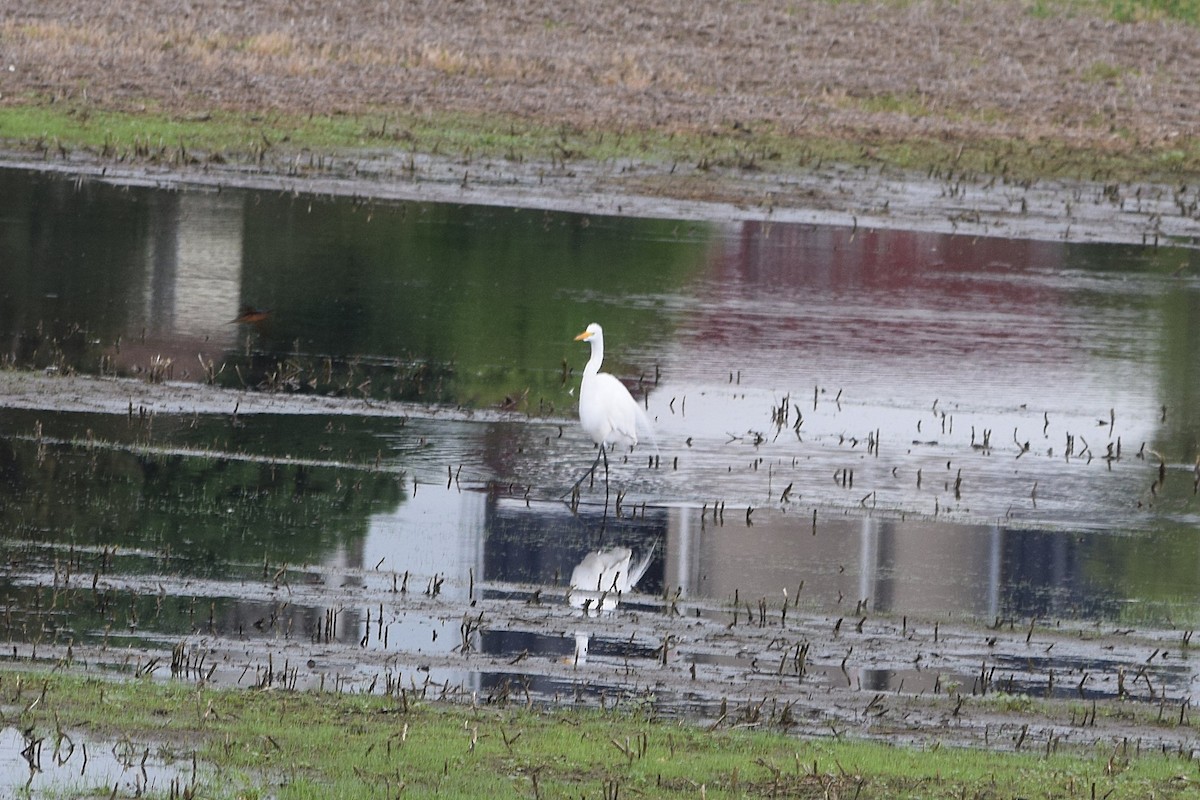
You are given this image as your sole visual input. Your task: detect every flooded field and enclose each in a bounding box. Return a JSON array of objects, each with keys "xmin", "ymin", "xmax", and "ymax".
[{"xmin": 3, "ymin": 164, "xmax": 1200, "ymax": 779}]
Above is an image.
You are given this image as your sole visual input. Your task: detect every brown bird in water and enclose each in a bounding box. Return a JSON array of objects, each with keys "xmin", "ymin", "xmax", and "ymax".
[{"xmin": 230, "ymin": 306, "xmax": 271, "ymax": 324}]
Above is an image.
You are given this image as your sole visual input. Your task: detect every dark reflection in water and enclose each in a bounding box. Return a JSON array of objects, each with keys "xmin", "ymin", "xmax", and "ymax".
[
  {"xmin": 0, "ymin": 412, "xmax": 405, "ymax": 577},
  {"xmin": 5, "ymin": 166, "xmax": 1200, "ymax": 710},
  {"xmin": 0, "ymin": 168, "xmax": 709, "ymax": 405}
]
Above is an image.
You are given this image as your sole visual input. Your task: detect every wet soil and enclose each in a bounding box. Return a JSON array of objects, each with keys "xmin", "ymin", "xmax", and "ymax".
[{"xmin": 6, "ymin": 143, "xmax": 1198, "ymax": 248}]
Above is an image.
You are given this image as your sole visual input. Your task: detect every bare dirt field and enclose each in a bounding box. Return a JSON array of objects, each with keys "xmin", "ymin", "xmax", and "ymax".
[{"xmin": 5, "ymin": 0, "xmax": 1199, "ymax": 150}]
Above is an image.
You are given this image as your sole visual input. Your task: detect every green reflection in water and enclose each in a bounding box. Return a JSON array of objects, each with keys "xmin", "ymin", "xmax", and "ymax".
[
  {"xmin": 1154, "ymin": 256, "xmax": 1200, "ymax": 462},
  {"xmin": 1093, "ymin": 243, "xmax": 1200, "ymax": 624},
  {"xmin": 237, "ymin": 196, "xmax": 713, "ymax": 404},
  {"xmin": 0, "ymin": 169, "xmax": 148, "ymax": 372},
  {"xmin": 0, "ymin": 411, "xmax": 406, "ymax": 576},
  {"xmin": 0, "ymin": 167, "xmax": 716, "ymax": 407}
]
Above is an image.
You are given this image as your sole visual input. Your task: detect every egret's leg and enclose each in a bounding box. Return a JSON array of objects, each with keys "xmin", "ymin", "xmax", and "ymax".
[
  {"xmin": 601, "ymin": 444, "xmax": 611, "ymax": 509},
  {"xmin": 600, "ymin": 444, "xmax": 611, "ymax": 529}
]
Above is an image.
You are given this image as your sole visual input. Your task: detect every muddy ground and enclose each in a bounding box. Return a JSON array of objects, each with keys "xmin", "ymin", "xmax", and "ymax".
[{"xmin": 3, "ymin": 0, "xmax": 1200, "ymax": 755}]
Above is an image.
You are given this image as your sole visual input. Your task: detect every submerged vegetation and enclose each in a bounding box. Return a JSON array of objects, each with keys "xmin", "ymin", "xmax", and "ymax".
[{"xmin": 5, "ymin": 668, "xmax": 1200, "ymax": 799}]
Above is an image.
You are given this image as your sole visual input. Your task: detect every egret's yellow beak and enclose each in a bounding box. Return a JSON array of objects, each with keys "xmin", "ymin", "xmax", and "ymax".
[{"xmin": 574, "ymin": 330, "xmax": 592, "ymax": 341}]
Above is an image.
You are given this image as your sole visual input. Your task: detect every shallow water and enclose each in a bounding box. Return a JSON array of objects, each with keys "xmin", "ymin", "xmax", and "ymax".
[
  {"xmin": 3, "ymin": 166, "xmax": 1200, "ymax": 719},
  {"xmin": 0, "ymin": 724, "xmax": 198, "ymax": 798}
]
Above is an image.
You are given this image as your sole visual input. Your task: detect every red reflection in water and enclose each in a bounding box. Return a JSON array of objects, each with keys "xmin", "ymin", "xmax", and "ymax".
[
  {"xmin": 722, "ymin": 221, "xmax": 1063, "ymax": 295},
  {"xmin": 670, "ymin": 221, "xmax": 1097, "ymax": 403}
]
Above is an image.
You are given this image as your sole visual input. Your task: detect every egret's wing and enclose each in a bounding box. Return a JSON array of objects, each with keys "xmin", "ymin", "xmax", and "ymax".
[
  {"xmin": 571, "ymin": 547, "xmax": 632, "ymax": 592},
  {"xmin": 595, "ymin": 546, "xmax": 633, "ymax": 571},
  {"xmin": 603, "ymin": 373, "xmax": 641, "ymax": 446}
]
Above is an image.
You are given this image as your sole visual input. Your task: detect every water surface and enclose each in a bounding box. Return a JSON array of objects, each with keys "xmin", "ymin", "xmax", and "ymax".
[{"xmin": 3, "ymin": 166, "xmax": 1200, "ymax": 715}]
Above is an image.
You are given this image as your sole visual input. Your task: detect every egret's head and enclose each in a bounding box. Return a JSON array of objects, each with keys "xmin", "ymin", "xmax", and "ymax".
[{"xmin": 574, "ymin": 322, "xmax": 603, "ymax": 343}]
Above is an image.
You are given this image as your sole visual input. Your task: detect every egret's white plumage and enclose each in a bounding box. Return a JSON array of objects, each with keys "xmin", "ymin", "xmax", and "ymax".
[{"xmin": 574, "ymin": 323, "xmax": 639, "ymax": 452}]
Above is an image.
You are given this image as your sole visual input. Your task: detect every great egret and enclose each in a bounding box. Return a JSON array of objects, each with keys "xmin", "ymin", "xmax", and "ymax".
[{"xmin": 572, "ymin": 322, "xmax": 642, "ymax": 497}]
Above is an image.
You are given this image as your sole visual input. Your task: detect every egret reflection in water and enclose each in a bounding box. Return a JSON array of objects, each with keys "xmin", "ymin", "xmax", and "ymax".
[
  {"xmin": 568, "ymin": 545, "xmax": 657, "ymax": 614},
  {"xmin": 567, "ymin": 544, "xmax": 656, "ymax": 666}
]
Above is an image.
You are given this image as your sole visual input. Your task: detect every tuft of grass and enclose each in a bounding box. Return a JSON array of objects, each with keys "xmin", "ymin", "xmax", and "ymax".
[
  {"xmin": 1081, "ymin": 60, "xmax": 1133, "ymax": 83},
  {"xmin": 852, "ymin": 91, "xmax": 932, "ymax": 119},
  {"xmin": 5, "ymin": 668, "xmax": 1200, "ymax": 799},
  {"xmin": 1100, "ymin": 0, "xmax": 1200, "ymax": 24}
]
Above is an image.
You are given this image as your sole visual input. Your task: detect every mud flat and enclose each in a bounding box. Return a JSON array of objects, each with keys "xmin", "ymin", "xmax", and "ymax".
[{"xmin": 3, "ymin": 147, "xmax": 1197, "ymax": 249}]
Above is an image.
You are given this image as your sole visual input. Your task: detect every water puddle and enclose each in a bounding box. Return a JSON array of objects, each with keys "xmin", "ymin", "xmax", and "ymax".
[
  {"xmin": 4, "ymin": 165, "xmax": 1200, "ymax": 751},
  {"xmin": 0, "ymin": 725, "xmax": 200, "ymax": 799}
]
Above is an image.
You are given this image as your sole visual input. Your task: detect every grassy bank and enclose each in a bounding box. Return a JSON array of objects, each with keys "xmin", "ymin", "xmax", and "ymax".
[
  {"xmin": 1035, "ymin": 0, "xmax": 1200, "ymax": 25},
  {"xmin": 3, "ymin": 669, "xmax": 1198, "ymax": 799},
  {"xmin": 3, "ymin": 0, "xmax": 1200, "ymax": 190},
  {"xmin": 1, "ymin": 100, "xmax": 1198, "ymax": 193}
]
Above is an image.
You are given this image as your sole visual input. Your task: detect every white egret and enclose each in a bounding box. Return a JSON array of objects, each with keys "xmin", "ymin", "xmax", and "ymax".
[{"xmin": 572, "ymin": 322, "xmax": 644, "ymax": 497}]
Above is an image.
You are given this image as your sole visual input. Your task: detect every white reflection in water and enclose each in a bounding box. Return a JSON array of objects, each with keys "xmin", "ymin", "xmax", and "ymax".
[
  {"xmin": 363, "ymin": 483, "xmax": 486, "ymax": 602},
  {"xmin": 171, "ymin": 193, "xmax": 245, "ymax": 337},
  {"xmin": 568, "ymin": 544, "xmax": 656, "ymax": 665},
  {"xmin": 652, "ymin": 224, "xmax": 1161, "ymax": 438},
  {"xmin": 292, "ymin": 482, "xmax": 488, "ymax": 658},
  {"xmin": 568, "ymin": 545, "xmax": 656, "ymax": 613},
  {"xmin": 665, "ymin": 509, "xmax": 1006, "ymax": 618},
  {"xmin": 113, "ymin": 191, "xmax": 245, "ymax": 377}
]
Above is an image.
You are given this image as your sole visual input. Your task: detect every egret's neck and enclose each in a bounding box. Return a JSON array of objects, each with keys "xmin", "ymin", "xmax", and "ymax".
[{"xmin": 584, "ymin": 339, "xmax": 604, "ymax": 377}]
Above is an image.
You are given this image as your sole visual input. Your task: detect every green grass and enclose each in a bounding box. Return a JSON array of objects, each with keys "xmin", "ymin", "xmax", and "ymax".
[
  {"xmin": 2, "ymin": 98, "xmax": 1198, "ymax": 193},
  {"xmin": 4, "ymin": 669, "xmax": 1200, "ymax": 799},
  {"xmin": 1028, "ymin": 0, "xmax": 1200, "ymax": 25}
]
